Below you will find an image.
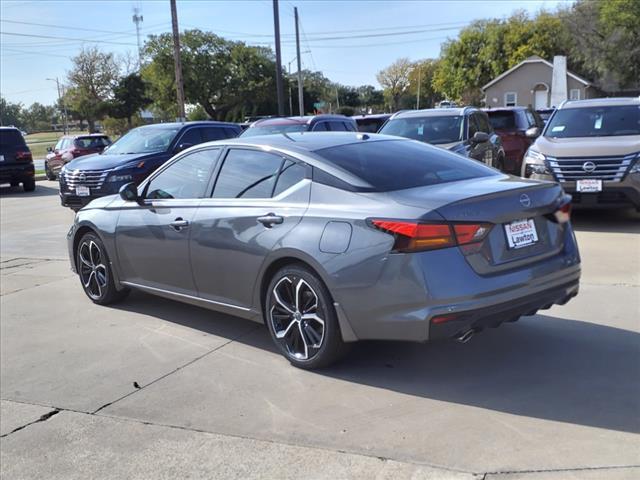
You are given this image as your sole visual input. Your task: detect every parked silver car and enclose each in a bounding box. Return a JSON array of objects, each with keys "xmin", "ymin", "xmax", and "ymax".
[{"xmin": 67, "ymin": 133, "xmax": 581, "ymax": 368}]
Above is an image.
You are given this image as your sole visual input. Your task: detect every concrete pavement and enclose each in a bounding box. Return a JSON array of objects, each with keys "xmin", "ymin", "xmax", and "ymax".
[{"xmin": 1, "ymin": 181, "xmax": 639, "ymax": 479}]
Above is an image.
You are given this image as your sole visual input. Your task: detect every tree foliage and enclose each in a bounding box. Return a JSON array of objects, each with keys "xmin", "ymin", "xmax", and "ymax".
[
  {"xmin": 376, "ymin": 58, "xmax": 412, "ymax": 110},
  {"xmin": 108, "ymin": 73, "xmax": 151, "ymax": 127}
]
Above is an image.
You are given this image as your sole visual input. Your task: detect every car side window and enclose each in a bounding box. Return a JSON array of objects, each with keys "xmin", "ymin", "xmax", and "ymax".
[
  {"xmin": 328, "ymin": 121, "xmax": 348, "ymax": 131},
  {"xmin": 312, "ymin": 122, "xmax": 329, "ymax": 132},
  {"xmin": 55, "ymin": 139, "xmax": 65, "ymax": 150},
  {"xmin": 273, "ymin": 161, "xmax": 307, "ymax": 196},
  {"xmin": 344, "ymin": 121, "xmax": 357, "ymax": 132},
  {"xmin": 203, "ymin": 127, "xmax": 226, "ymax": 142},
  {"xmin": 524, "ymin": 110, "xmax": 537, "ymax": 127},
  {"xmin": 477, "ymin": 114, "xmax": 493, "ymax": 133},
  {"xmin": 176, "ymin": 128, "xmax": 203, "ymax": 147},
  {"xmin": 212, "ymin": 149, "xmax": 283, "ymax": 199},
  {"xmin": 145, "ymin": 149, "xmax": 219, "ymax": 200},
  {"xmin": 468, "ymin": 115, "xmax": 479, "ymax": 138}
]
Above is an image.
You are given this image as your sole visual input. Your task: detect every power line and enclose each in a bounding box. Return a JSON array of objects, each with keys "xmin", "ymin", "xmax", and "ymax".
[
  {"xmin": 1, "ymin": 47, "xmax": 73, "ymax": 59},
  {"xmin": 0, "ymin": 31, "xmax": 139, "ymax": 47}
]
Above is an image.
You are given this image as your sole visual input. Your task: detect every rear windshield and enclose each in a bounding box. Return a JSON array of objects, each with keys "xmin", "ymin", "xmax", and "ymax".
[
  {"xmin": 314, "ymin": 139, "xmax": 496, "ymax": 192},
  {"xmin": 487, "ymin": 111, "xmax": 516, "ymax": 130},
  {"xmin": 545, "ymin": 105, "xmax": 640, "ymax": 138},
  {"xmin": 379, "ymin": 116, "xmax": 464, "ymax": 145},
  {"xmin": 240, "ymin": 124, "xmax": 307, "ymax": 137},
  {"xmin": 0, "ymin": 129, "xmax": 26, "ymax": 148},
  {"xmin": 75, "ymin": 136, "xmax": 110, "ymax": 148}
]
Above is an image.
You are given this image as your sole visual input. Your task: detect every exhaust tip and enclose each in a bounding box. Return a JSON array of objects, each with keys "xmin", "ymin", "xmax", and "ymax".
[{"xmin": 454, "ymin": 329, "xmax": 475, "ymax": 344}]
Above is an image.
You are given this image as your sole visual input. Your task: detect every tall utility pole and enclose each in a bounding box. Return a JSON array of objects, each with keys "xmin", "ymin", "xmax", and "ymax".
[
  {"xmin": 416, "ymin": 64, "xmax": 421, "ymax": 109},
  {"xmin": 170, "ymin": 0, "xmax": 186, "ymax": 121},
  {"xmin": 294, "ymin": 7, "xmax": 304, "ymax": 117},
  {"xmin": 272, "ymin": 0, "xmax": 285, "ymax": 116},
  {"xmin": 47, "ymin": 77, "xmax": 68, "ymax": 134},
  {"xmin": 132, "ymin": 7, "xmax": 144, "ymax": 70}
]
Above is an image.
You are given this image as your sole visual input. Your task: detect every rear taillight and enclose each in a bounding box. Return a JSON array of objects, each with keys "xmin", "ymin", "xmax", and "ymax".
[
  {"xmin": 554, "ymin": 202, "xmax": 571, "ymax": 224},
  {"xmin": 371, "ymin": 220, "xmax": 492, "ymax": 253},
  {"xmin": 16, "ymin": 151, "xmax": 32, "ymax": 161}
]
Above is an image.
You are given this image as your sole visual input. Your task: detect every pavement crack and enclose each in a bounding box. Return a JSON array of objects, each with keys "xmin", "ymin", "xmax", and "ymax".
[
  {"xmin": 91, "ymin": 325, "xmax": 261, "ymax": 414},
  {"xmin": 0, "ymin": 409, "xmax": 60, "ymax": 438},
  {"xmin": 484, "ymin": 464, "xmax": 640, "ymax": 476}
]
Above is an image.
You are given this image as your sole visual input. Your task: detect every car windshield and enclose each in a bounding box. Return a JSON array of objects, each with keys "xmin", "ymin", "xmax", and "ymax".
[
  {"xmin": 240, "ymin": 123, "xmax": 308, "ymax": 137},
  {"xmin": 379, "ymin": 116, "xmax": 464, "ymax": 145},
  {"xmin": 487, "ymin": 111, "xmax": 517, "ymax": 130},
  {"xmin": 315, "ymin": 139, "xmax": 496, "ymax": 192},
  {"xmin": 545, "ymin": 105, "xmax": 640, "ymax": 138},
  {"xmin": 104, "ymin": 127, "xmax": 180, "ymax": 154}
]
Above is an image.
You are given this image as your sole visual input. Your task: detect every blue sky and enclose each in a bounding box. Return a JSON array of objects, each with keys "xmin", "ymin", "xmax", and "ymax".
[{"xmin": 1, "ymin": 0, "xmax": 566, "ymax": 106}]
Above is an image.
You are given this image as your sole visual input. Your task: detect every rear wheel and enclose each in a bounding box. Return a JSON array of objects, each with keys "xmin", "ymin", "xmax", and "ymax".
[
  {"xmin": 23, "ymin": 179, "xmax": 36, "ymax": 192},
  {"xmin": 76, "ymin": 232, "xmax": 129, "ymax": 305},
  {"xmin": 265, "ymin": 265, "xmax": 348, "ymax": 369},
  {"xmin": 10, "ymin": 181, "xmax": 18, "ymax": 187},
  {"xmin": 45, "ymin": 162, "xmax": 56, "ymax": 180}
]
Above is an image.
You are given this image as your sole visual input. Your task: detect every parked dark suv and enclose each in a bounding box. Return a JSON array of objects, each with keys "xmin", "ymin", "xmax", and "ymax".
[
  {"xmin": 45, "ymin": 133, "xmax": 112, "ymax": 180},
  {"xmin": 379, "ymin": 107, "xmax": 505, "ymax": 168},
  {"xmin": 352, "ymin": 114, "xmax": 391, "ymax": 133},
  {"xmin": 484, "ymin": 107, "xmax": 544, "ymax": 174},
  {"xmin": 240, "ymin": 114, "xmax": 357, "ymax": 137},
  {"xmin": 0, "ymin": 127, "xmax": 35, "ymax": 192},
  {"xmin": 59, "ymin": 121, "xmax": 241, "ymax": 210}
]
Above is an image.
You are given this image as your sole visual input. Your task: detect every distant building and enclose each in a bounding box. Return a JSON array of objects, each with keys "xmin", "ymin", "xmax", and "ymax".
[{"xmin": 482, "ymin": 55, "xmax": 600, "ymax": 109}]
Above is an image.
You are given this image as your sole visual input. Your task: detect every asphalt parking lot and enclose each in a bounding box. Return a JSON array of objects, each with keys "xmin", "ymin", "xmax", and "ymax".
[{"xmin": 1, "ymin": 181, "xmax": 639, "ymax": 479}]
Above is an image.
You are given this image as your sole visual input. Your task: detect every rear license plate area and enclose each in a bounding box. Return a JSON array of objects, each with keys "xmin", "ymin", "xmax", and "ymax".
[
  {"xmin": 76, "ymin": 186, "xmax": 90, "ymax": 197},
  {"xmin": 576, "ymin": 179, "xmax": 602, "ymax": 192},
  {"xmin": 504, "ymin": 218, "xmax": 538, "ymax": 249}
]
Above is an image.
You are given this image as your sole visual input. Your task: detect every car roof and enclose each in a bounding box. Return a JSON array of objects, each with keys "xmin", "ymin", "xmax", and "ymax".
[
  {"xmin": 139, "ymin": 121, "xmax": 240, "ymax": 129},
  {"xmin": 251, "ymin": 114, "xmax": 353, "ymax": 127},
  {"xmin": 352, "ymin": 114, "xmax": 391, "ymax": 120},
  {"xmin": 558, "ymin": 97, "xmax": 640, "ymax": 109},
  {"xmin": 0, "ymin": 126, "xmax": 21, "ymax": 131},
  {"xmin": 483, "ymin": 107, "xmax": 527, "ymax": 113},
  {"xmin": 389, "ymin": 107, "xmax": 477, "ymax": 119}
]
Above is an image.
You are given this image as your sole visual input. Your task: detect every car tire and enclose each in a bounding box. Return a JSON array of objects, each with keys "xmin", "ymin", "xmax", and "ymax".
[
  {"xmin": 23, "ymin": 179, "xmax": 36, "ymax": 192},
  {"xmin": 265, "ymin": 264, "xmax": 349, "ymax": 369},
  {"xmin": 45, "ymin": 162, "xmax": 56, "ymax": 180},
  {"xmin": 76, "ymin": 232, "xmax": 129, "ymax": 305}
]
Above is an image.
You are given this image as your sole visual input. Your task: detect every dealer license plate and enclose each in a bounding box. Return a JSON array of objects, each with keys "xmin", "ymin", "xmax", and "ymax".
[
  {"xmin": 76, "ymin": 186, "xmax": 90, "ymax": 197},
  {"xmin": 504, "ymin": 218, "xmax": 538, "ymax": 249},
  {"xmin": 576, "ymin": 179, "xmax": 602, "ymax": 192},
  {"xmin": 0, "ymin": 155, "xmax": 4, "ymax": 161}
]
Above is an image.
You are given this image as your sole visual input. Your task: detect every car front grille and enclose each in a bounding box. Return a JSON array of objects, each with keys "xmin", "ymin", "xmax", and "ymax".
[
  {"xmin": 61, "ymin": 169, "xmax": 109, "ymax": 190},
  {"xmin": 547, "ymin": 153, "xmax": 636, "ymax": 183}
]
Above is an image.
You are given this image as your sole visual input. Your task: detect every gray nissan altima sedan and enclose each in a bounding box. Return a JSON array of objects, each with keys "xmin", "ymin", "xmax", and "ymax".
[{"xmin": 67, "ymin": 132, "xmax": 581, "ymax": 369}]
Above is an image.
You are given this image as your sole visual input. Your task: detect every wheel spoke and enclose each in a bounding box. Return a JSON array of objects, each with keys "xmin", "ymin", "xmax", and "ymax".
[
  {"xmin": 95, "ymin": 265, "xmax": 107, "ymax": 287},
  {"xmin": 296, "ymin": 322, "xmax": 309, "ymax": 359},
  {"xmin": 273, "ymin": 278, "xmax": 295, "ymax": 314},
  {"xmin": 83, "ymin": 270, "xmax": 95, "ymax": 289},
  {"xmin": 79, "ymin": 243, "xmax": 92, "ymax": 268},
  {"xmin": 89, "ymin": 241, "xmax": 101, "ymax": 266},
  {"xmin": 274, "ymin": 318, "xmax": 297, "ymax": 339},
  {"xmin": 295, "ymin": 279, "xmax": 318, "ymax": 313}
]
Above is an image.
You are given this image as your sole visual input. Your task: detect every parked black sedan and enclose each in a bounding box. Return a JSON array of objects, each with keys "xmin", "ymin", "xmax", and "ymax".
[{"xmin": 379, "ymin": 107, "xmax": 505, "ymax": 168}]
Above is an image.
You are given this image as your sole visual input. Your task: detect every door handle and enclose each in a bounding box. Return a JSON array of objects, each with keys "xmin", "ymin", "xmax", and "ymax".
[
  {"xmin": 170, "ymin": 217, "xmax": 190, "ymax": 231},
  {"xmin": 257, "ymin": 213, "xmax": 284, "ymax": 228}
]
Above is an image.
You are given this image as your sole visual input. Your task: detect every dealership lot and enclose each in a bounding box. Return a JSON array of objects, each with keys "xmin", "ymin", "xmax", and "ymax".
[{"xmin": 1, "ymin": 181, "xmax": 639, "ymax": 479}]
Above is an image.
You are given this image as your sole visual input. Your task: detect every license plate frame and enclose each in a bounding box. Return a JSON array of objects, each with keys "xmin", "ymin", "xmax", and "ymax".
[
  {"xmin": 576, "ymin": 179, "xmax": 602, "ymax": 193},
  {"xmin": 504, "ymin": 218, "xmax": 539, "ymax": 250},
  {"xmin": 76, "ymin": 186, "xmax": 90, "ymax": 197}
]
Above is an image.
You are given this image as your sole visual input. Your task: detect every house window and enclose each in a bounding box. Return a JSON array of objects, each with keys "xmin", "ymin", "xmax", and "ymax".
[
  {"xmin": 569, "ymin": 89, "xmax": 581, "ymax": 100},
  {"xmin": 504, "ymin": 92, "xmax": 517, "ymax": 107}
]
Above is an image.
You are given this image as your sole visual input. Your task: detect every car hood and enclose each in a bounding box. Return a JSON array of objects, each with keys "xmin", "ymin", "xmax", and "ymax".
[
  {"xmin": 534, "ymin": 135, "xmax": 640, "ymax": 157},
  {"xmin": 435, "ymin": 141, "xmax": 462, "ymax": 150},
  {"xmin": 65, "ymin": 152, "xmax": 162, "ymax": 171}
]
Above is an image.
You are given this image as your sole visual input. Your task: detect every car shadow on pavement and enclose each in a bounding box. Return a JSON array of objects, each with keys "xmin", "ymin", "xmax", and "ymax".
[
  {"xmin": 0, "ymin": 183, "xmax": 59, "ymax": 198},
  {"xmin": 571, "ymin": 208, "xmax": 640, "ymax": 234},
  {"xmin": 113, "ymin": 291, "xmax": 640, "ymax": 435}
]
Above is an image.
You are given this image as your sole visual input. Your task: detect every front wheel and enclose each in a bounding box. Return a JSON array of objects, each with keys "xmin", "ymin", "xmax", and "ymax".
[
  {"xmin": 23, "ymin": 179, "xmax": 36, "ymax": 192},
  {"xmin": 76, "ymin": 232, "xmax": 129, "ymax": 305},
  {"xmin": 265, "ymin": 265, "xmax": 348, "ymax": 369}
]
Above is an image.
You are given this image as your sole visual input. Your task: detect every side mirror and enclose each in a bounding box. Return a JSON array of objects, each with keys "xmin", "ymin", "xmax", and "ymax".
[
  {"xmin": 47, "ymin": 146, "xmax": 53, "ymax": 153},
  {"xmin": 174, "ymin": 142, "xmax": 193, "ymax": 153},
  {"xmin": 119, "ymin": 182, "xmax": 139, "ymax": 202},
  {"xmin": 470, "ymin": 131, "xmax": 490, "ymax": 144},
  {"xmin": 525, "ymin": 126, "xmax": 540, "ymax": 138}
]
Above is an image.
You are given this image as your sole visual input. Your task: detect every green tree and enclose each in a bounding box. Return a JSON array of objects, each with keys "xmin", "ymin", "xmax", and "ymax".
[
  {"xmin": 0, "ymin": 97, "xmax": 24, "ymax": 128},
  {"xmin": 376, "ymin": 58, "xmax": 412, "ymax": 111},
  {"xmin": 66, "ymin": 47, "xmax": 119, "ymax": 132},
  {"xmin": 356, "ymin": 85, "xmax": 385, "ymax": 112},
  {"xmin": 108, "ymin": 74, "xmax": 151, "ymax": 128},
  {"xmin": 406, "ymin": 59, "xmax": 442, "ymax": 109}
]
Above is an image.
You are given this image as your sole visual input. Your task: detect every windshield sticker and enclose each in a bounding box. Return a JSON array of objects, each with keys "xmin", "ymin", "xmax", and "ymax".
[
  {"xmin": 551, "ymin": 125, "xmax": 566, "ymax": 132},
  {"xmin": 594, "ymin": 114, "xmax": 603, "ymax": 129},
  {"xmin": 417, "ymin": 125, "xmax": 424, "ymax": 135}
]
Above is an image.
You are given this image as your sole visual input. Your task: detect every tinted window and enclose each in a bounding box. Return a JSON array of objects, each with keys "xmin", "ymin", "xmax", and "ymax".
[
  {"xmin": 106, "ymin": 126, "xmax": 180, "ymax": 154},
  {"xmin": 328, "ymin": 121, "xmax": 348, "ymax": 131},
  {"xmin": 311, "ymin": 122, "xmax": 329, "ymax": 132},
  {"xmin": 468, "ymin": 115, "xmax": 479, "ymax": 137},
  {"xmin": 273, "ymin": 161, "xmax": 307, "ymax": 196},
  {"xmin": 487, "ymin": 111, "xmax": 517, "ymax": 130},
  {"xmin": 75, "ymin": 136, "xmax": 110, "ymax": 148},
  {"xmin": 524, "ymin": 110, "xmax": 537, "ymax": 128},
  {"xmin": 356, "ymin": 119, "xmax": 383, "ymax": 133},
  {"xmin": 545, "ymin": 105, "xmax": 640, "ymax": 138},
  {"xmin": 380, "ymin": 116, "xmax": 464, "ymax": 145},
  {"xmin": 476, "ymin": 113, "xmax": 493, "ymax": 133},
  {"xmin": 240, "ymin": 123, "xmax": 307, "ymax": 137},
  {"xmin": 145, "ymin": 149, "xmax": 218, "ymax": 199},
  {"xmin": 224, "ymin": 127, "xmax": 239, "ymax": 138},
  {"xmin": 202, "ymin": 127, "xmax": 226, "ymax": 142},
  {"xmin": 315, "ymin": 140, "xmax": 496, "ymax": 192},
  {"xmin": 0, "ymin": 129, "xmax": 25, "ymax": 147},
  {"xmin": 178, "ymin": 128, "xmax": 203, "ymax": 146},
  {"xmin": 213, "ymin": 149, "xmax": 283, "ymax": 199}
]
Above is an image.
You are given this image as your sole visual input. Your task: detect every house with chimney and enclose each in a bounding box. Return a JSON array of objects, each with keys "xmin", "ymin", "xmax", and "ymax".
[{"xmin": 482, "ymin": 55, "xmax": 601, "ymax": 109}]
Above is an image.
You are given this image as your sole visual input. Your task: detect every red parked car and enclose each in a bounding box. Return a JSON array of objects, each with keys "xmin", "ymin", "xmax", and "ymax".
[
  {"xmin": 484, "ymin": 107, "xmax": 544, "ymax": 175},
  {"xmin": 45, "ymin": 134, "xmax": 111, "ymax": 180}
]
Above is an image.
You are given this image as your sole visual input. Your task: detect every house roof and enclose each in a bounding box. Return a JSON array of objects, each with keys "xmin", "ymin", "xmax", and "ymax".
[{"xmin": 482, "ymin": 56, "xmax": 592, "ymax": 90}]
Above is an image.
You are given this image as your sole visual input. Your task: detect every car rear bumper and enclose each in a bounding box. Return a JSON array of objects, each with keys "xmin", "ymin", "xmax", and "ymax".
[{"xmin": 0, "ymin": 163, "xmax": 34, "ymax": 183}]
